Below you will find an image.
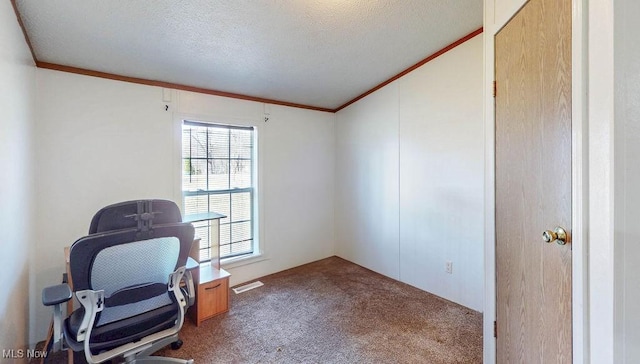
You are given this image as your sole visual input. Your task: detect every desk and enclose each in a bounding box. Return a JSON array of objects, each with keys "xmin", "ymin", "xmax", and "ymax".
[
  {"xmin": 183, "ymin": 212, "xmax": 231, "ymax": 326},
  {"xmin": 183, "ymin": 211, "xmax": 225, "ymax": 269},
  {"xmin": 189, "ymin": 263, "xmax": 231, "ymax": 326},
  {"xmin": 63, "ymin": 247, "xmax": 73, "ymax": 364}
]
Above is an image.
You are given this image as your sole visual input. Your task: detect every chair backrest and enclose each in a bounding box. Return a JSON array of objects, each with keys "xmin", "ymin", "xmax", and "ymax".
[
  {"xmin": 88, "ymin": 199, "xmax": 183, "ymax": 234},
  {"xmin": 70, "ymin": 224, "xmax": 193, "ymax": 291},
  {"xmin": 69, "ymin": 224, "xmax": 193, "ymax": 326},
  {"xmin": 70, "ymin": 200, "xmax": 193, "ymax": 326}
]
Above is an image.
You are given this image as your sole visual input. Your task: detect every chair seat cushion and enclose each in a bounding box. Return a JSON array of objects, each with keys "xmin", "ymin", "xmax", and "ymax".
[{"xmin": 65, "ymin": 298, "xmax": 179, "ymax": 354}]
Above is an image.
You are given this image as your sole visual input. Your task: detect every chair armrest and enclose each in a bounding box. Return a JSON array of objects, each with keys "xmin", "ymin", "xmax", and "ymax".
[
  {"xmin": 42, "ymin": 284, "xmax": 72, "ymax": 306},
  {"xmin": 42, "ymin": 283, "xmax": 72, "ymax": 352}
]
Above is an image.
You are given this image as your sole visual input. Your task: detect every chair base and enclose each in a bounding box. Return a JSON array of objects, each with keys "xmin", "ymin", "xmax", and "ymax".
[{"xmin": 123, "ymin": 334, "xmax": 190, "ymax": 363}]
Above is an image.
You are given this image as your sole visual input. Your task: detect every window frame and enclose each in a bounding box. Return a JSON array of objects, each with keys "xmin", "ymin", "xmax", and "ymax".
[{"xmin": 174, "ymin": 114, "xmax": 264, "ymax": 267}]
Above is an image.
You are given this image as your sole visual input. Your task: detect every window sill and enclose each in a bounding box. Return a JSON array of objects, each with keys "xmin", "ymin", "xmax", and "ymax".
[{"xmin": 221, "ymin": 252, "xmax": 267, "ymax": 270}]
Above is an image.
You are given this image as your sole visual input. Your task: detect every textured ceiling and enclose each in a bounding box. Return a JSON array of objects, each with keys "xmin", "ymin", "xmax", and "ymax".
[{"xmin": 15, "ymin": 0, "xmax": 483, "ymax": 110}]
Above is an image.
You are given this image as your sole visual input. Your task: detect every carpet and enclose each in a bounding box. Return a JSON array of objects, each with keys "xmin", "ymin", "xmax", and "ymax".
[
  {"xmin": 39, "ymin": 256, "xmax": 483, "ymax": 363},
  {"xmin": 157, "ymin": 256, "xmax": 483, "ymax": 363}
]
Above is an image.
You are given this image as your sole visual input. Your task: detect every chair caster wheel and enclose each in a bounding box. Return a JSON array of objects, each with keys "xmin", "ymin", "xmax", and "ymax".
[{"xmin": 171, "ymin": 340, "xmax": 183, "ymax": 350}]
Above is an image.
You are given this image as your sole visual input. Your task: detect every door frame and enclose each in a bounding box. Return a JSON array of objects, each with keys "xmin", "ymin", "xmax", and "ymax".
[{"xmin": 483, "ymin": 0, "xmax": 589, "ymax": 362}]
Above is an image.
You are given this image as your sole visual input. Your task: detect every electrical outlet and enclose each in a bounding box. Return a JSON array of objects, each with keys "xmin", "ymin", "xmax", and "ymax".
[{"xmin": 445, "ymin": 261, "xmax": 453, "ymax": 274}]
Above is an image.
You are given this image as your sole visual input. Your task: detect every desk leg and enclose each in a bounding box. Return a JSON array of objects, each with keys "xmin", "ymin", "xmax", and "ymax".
[{"xmin": 64, "ymin": 247, "xmax": 74, "ymax": 364}]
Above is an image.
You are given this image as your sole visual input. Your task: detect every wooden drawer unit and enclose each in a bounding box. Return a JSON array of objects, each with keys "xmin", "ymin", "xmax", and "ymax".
[{"xmin": 190, "ymin": 264, "xmax": 230, "ymax": 326}]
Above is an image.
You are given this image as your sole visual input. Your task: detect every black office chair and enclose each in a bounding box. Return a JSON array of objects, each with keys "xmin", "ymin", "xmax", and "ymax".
[
  {"xmin": 43, "ymin": 200, "xmax": 195, "ymax": 363},
  {"xmin": 87, "ymin": 200, "xmax": 197, "ymax": 310}
]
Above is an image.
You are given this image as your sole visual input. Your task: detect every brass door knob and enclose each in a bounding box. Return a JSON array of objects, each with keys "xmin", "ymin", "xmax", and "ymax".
[{"xmin": 542, "ymin": 227, "xmax": 568, "ymax": 245}]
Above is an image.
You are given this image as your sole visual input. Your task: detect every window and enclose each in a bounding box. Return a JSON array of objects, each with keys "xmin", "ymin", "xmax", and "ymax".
[{"xmin": 182, "ymin": 121, "xmax": 255, "ymax": 261}]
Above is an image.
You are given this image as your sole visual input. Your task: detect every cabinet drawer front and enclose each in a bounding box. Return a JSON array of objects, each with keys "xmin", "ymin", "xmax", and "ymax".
[{"xmin": 197, "ymin": 277, "xmax": 229, "ymax": 319}]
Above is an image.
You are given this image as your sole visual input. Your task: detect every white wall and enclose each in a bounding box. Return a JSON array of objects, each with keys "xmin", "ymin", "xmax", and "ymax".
[
  {"xmin": 614, "ymin": 0, "xmax": 640, "ymax": 362},
  {"xmin": 32, "ymin": 70, "xmax": 335, "ymax": 342},
  {"xmin": 398, "ymin": 36, "xmax": 484, "ymax": 311},
  {"xmin": 335, "ymin": 83, "xmax": 400, "ymax": 280},
  {"xmin": 335, "ymin": 34, "xmax": 484, "ymax": 311},
  {"xmin": 493, "ymin": 0, "xmax": 527, "ymax": 31},
  {"xmin": 175, "ymin": 91, "xmax": 336, "ymax": 284},
  {"xmin": 0, "ymin": 1, "xmax": 36, "ymax": 351}
]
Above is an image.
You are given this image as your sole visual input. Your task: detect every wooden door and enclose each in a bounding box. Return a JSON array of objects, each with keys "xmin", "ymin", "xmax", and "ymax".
[{"xmin": 495, "ymin": 0, "xmax": 572, "ymax": 362}]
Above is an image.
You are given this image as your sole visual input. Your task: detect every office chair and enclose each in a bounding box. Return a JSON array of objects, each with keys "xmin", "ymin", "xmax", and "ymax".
[
  {"xmin": 88, "ymin": 200, "xmax": 197, "ymax": 310},
  {"xmin": 42, "ymin": 200, "xmax": 195, "ymax": 363}
]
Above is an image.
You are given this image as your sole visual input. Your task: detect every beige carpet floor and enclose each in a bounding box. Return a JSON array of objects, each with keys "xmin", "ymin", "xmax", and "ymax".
[
  {"xmin": 42, "ymin": 256, "xmax": 483, "ymax": 363},
  {"xmin": 157, "ymin": 256, "xmax": 483, "ymax": 363}
]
